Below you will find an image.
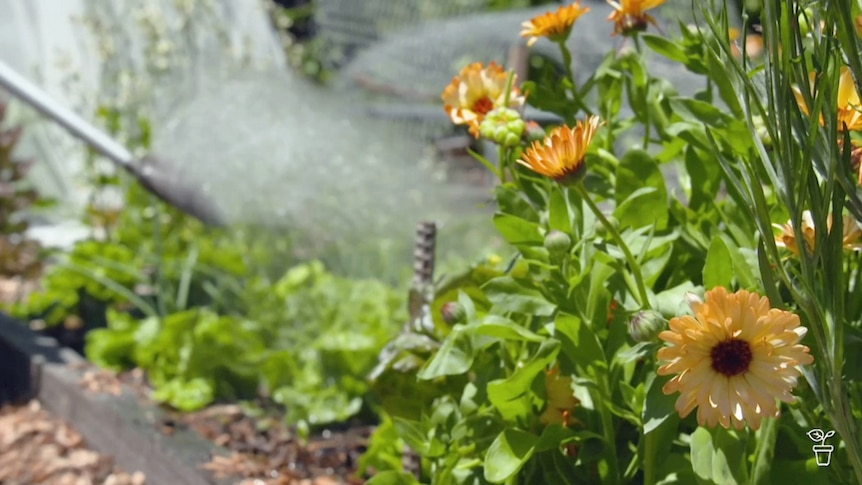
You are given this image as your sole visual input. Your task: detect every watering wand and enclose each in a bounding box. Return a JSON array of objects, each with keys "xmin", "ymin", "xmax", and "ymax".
[{"xmin": 0, "ymin": 60, "xmax": 224, "ymax": 226}]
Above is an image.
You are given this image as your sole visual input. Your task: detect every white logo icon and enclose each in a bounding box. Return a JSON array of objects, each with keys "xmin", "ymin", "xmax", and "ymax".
[{"xmin": 807, "ymin": 428, "xmax": 836, "ymax": 467}]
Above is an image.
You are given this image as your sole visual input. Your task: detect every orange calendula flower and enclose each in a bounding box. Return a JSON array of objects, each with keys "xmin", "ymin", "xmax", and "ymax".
[
  {"xmin": 657, "ymin": 287, "xmax": 813, "ymax": 431},
  {"xmin": 793, "ymin": 66, "xmax": 862, "ymax": 131},
  {"xmin": 728, "ymin": 27, "xmax": 764, "ymax": 59},
  {"xmin": 607, "ymin": 0, "xmax": 666, "ymax": 36},
  {"xmin": 520, "ymin": 2, "xmax": 590, "ymax": 47},
  {"xmin": 441, "ymin": 62, "xmax": 525, "ymax": 138},
  {"xmin": 540, "ymin": 365, "xmax": 580, "ymax": 426},
  {"xmin": 516, "ymin": 116, "xmax": 602, "ymax": 185},
  {"xmin": 774, "ymin": 210, "xmax": 862, "ymax": 255}
]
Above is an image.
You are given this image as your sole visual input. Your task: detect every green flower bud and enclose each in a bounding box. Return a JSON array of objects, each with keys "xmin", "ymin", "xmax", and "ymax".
[
  {"xmin": 629, "ymin": 309, "xmax": 667, "ymax": 343},
  {"xmin": 544, "ymin": 230, "xmax": 572, "ymax": 255},
  {"xmin": 752, "ymin": 115, "xmax": 772, "ymax": 148},
  {"xmin": 797, "ymin": 8, "xmax": 815, "ymax": 37},
  {"xmin": 479, "ymin": 107, "xmax": 526, "ymax": 147},
  {"xmin": 440, "ymin": 301, "xmax": 466, "ymax": 324}
]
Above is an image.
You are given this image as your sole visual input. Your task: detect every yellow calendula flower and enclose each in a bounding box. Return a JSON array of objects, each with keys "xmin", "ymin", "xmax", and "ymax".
[
  {"xmin": 852, "ymin": 144, "xmax": 862, "ymax": 186},
  {"xmin": 441, "ymin": 62, "xmax": 526, "ymax": 138},
  {"xmin": 774, "ymin": 210, "xmax": 862, "ymax": 255},
  {"xmin": 520, "ymin": 2, "xmax": 590, "ymax": 47},
  {"xmin": 793, "ymin": 66, "xmax": 862, "ymax": 131},
  {"xmin": 607, "ymin": 0, "xmax": 666, "ymax": 36},
  {"xmin": 657, "ymin": 287, "xmax": 813, "ymax": 431},
  {"xmin": 516, "ymin": 116, "xmax": 602, "ymax": 186},
  {"xmin": 540, "ymin": 365, "xmax": 580, "ymax": 427}
]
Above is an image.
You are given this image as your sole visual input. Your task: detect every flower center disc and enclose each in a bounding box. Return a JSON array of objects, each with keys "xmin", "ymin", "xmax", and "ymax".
[
  {"xmin": 472, "ymin": 97, "xmax": 495, "ymax": 116},
  {"xmin": 710, "ymin": 338, "xmax": 753, "ymax": 377}
]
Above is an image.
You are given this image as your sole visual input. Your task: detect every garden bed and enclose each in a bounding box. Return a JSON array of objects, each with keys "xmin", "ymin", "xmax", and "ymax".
[
  {"xmin": 0, "ymin": 399, "xmax": 146, "ymax": 484},
  {"xmin": 0, "ymin": 312, "xmax": 387, "ymax": 484}
]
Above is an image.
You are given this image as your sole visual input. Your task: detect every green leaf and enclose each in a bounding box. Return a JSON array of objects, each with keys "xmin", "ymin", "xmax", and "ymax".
[
  {"xmin": 417, "ymin": 326, "xmax": 473, "ymax": 379},
  {"xmin": 704, "ymin": 47, "xmax": 743, "ymax": 117},
  {"xmin": 654, "ymin": 281, "xmax": 700, "ymax": 317},
  {"xmin": 615, "ymin": 149, "xmax": 669, "ymax": 230},
  {"xmin": 769, "ymin": 459, "xmax": 834, "ymax": 485},
  {"xmin": 534, "ymin": 425, "xmax": 579, "ymax": 452},
  {"xmin": 722, "ymin": 236, "xmax": 759, "ymax": 288},
  {"xmin": 365, "ymin": 471, "xmax": 422, "ymax": 485},
  {"xmin": 690, "ymin": 427, "xmax": 749, "ymax": 485},
  {"xmin": 669, "ymin": 97, "xmax": 727, "ymax": 126},
  {"xmin": 643, "ymin": 373, "xmax": 679, "ymax": 434},
  {"xmin": 750, "ymin": 417, "xmax": 777, "ymax": 485},
  {"xmin": 85, "ymin": 327, "xmax": 137, "ymax": 371},
  {"xmin": 703, "ymin": 235, "xmax": 733, "ymax": 289},
  {"xmin": 554, "ymin": 313, "xmax": 606, "ymax": 373},
  {"xmin": 392, "ymin": 417, "xmax": 445, "ymax": 458},
  {"xmin": 153, "ymin": 377, "xmax": 215, "ymax": 411},
  {"xmin": 469, "ymin": 315, "xmax": 546, "ymax": 342},
  {"xmin": 684, "ymin": 146, "xmax": 722, "ymax": 211},
  {"xmin": 496, "ymin": 183, "xmax": 540, "ymax": 223},
  {"xmin": 487, "ymin": 340, "xmax": 560, "ymax": 420},
  {"xmin": 357, "ymin": 413, "xmax": 405, "ymax": 476},
  {"xmin": 493, "ymin": 213, "xmax": 544, "ymax": 246},
  {"xmin": 484, "ymin": 429, "xmax": 538, "ymax": 483},
  {"xmin": 642, "ymin": 34, "xmax": 689, "ymax": 63},
  {"xmin": 656, "ymin": 452, "xmax": 698, "ymax": 484},
  {"xmin": 483, "ymin": 277, "xmax": 556, "ymax": 316}
]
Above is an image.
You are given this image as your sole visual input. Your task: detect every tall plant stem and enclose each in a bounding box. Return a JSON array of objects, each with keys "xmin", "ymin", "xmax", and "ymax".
[
  {"xmin": 557, "ymin": 40, "xmax": 593, "ymax": 118},
  {"xmin": 642, "ymin": 430, "xmax": 658, "ymax": 485},
  {"xmin": 574, "ymin": 183, "xmax": 651, "ymax": 309}
]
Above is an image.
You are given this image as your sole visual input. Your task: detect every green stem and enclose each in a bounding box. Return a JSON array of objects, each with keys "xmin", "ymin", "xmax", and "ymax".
[
  {"xmin": 599, "ymin": 376, "xmax": 621, "ymax": 485},
  {"xmin": 630, "ymin": 33, "xmax": 651, "ymax": 150},
  {"xmin": 831, "ymin": 375, "xmax": 862, "ymax": 483},
  {"xmin": 557, "ymin": 40, "xmax": 593, "ymax": 118},
  {"xmin": 643, "ymin": 428, "xmax": 658, "ymax": 485},
  {"xmin": 151, "ymin": 198, "xmax": 168, "ymax": 317},
  {"xmin": 574, "ymin": 183, "xmax": 651, "ymax": 309}
]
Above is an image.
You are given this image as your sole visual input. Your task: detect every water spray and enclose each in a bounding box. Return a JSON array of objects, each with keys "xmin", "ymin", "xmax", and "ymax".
[{"xmin": 0, "ymin": 60, "xmax": 224, "ymax": 226}]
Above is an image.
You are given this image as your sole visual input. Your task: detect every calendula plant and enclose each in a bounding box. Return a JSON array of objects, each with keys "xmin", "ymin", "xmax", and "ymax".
[{"xmin": 365, "ymin": 0, "xmax": 862, "ymax": 484}]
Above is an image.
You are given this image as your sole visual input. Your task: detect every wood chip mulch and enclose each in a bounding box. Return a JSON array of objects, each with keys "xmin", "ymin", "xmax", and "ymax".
[
  {"xmin": 164, "ymin": 404, "xmax": 374, "ymax": 485},
  {"xmin": 0, "ymin": 400, "xmax": 146, "ymax": 485}
]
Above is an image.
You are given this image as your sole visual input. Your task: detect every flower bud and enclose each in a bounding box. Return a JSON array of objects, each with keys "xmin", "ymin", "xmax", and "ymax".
[
  {"xmin": 440, "ymin": 301, "xmax": 466, "ymax": 324},
  {"xmin": 797, "ymin": 8, "xmax": 815, "ymax": 37},
  {"xmin": 479, "ymin": 107, "xmax": 526, "ymax": 147},
  {"xmin": 544, "ymin": 230, "xmax": 572, "ymax": 255},
  {"xmin": 684, "ymin": 292, "xmax": 704, "ymax": 310},
  {"xmin": 752, "ymin": 115, "xmax": 772, "ymax": 148},
  {"xmin": 628, "ymin": 309, "xmax": 667, "ymax": 343}
]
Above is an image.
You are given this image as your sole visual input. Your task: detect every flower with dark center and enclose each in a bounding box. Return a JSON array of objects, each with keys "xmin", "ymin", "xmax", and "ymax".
[{"xmin": 657, "ymin": 287, "xmax": 813, "ymax": 430}]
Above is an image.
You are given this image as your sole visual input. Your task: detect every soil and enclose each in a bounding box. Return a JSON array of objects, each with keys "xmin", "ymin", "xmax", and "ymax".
[{"xmin": 164, "ymin": 404, "xmax": 373, "ymax": 485}]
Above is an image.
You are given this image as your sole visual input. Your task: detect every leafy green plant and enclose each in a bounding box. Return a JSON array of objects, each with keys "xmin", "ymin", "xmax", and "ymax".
[
  {"xmin": 366, "ymin": 0, "xmax": 862, "ymax": 483},
  {"xmin": 84, "ymin": 260, "xmax": 406, "ymax": 424}
]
